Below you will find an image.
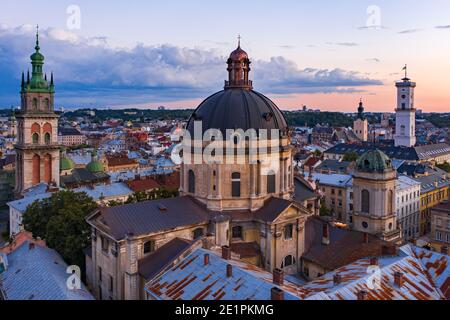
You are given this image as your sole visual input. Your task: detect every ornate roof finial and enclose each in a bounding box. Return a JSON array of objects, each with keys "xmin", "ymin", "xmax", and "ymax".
[
  {"xmin": 402, "ymin": 64, "xmax": 409, "ymax": 80},
  {"xmin": 238, "ymin": 34, "xmax": 241, "ymax": 48},
  {"xmin": 35, "ymin": 24, "xmax": 40, "ymax": 51}
]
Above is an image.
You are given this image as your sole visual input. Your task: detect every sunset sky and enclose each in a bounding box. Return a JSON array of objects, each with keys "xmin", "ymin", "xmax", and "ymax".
[{"xmin": 1, "ymin": 0, "xmax": 450, "ymax": 112}]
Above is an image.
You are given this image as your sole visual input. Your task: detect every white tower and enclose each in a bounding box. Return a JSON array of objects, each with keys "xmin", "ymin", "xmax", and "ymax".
[{"xmin": 394, "ymin": 66, "xmax": 416, "ymax": 147}]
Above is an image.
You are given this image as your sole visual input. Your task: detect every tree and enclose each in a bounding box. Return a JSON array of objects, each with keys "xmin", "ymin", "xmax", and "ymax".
[
  {"xmin": 437, "ymin": 162, "xmax": 450, "ymax": 173},
  {"xmin": 313, "ymin": 149, "xmax": 322, "ymax": 157},
  {"xmin": 319, "ymin": 199, "xmax": 331, "ymax": 217},
  {"xmin": 342, "ymin": 151, "xmax": 359, "ymax": 162},
  {"xmin": 22, "ymin": 191, "xmax": 98, "ymax": 268},
  {"xmin": 125, "ymin": 187, "xmax": 179, "ymax": 204}
]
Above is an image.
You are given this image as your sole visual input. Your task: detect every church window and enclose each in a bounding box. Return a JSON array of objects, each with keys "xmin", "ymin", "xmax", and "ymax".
[
  {"xmin": 267, "ymin": 172, "xmax": 276, "ymax": 193},
  {"xmin": 362, "ymin": 221, "xmax": 369, "ymax": 229},
  {"xmin": 361, "ymin": 190, "xmax": 370, "ymax": 213},
  {"xmin": 33, "ymin": 98, "xmax": 38, "ymax": 109},
  {"xmin": 44, "ymin": 132, "xmax": 51, "ymax": 144},
  {"xmin": 282, "ymin": 255, "xmax": 295, "ymax": 268},
  {"xmin": 32, "ymin": 133, "xmax": 39, "ymax": 144},
  {"xmin": 231, "ymin": 172, "xmax": 241, "ymax": 197},
  {"xmin": 188, "ymin": 170, "xmax": 195, "ymax": 194},
  {"xmin": 143, "ymin": 240, "xmax": 155, "ymax": 254},
  {"xmin": 193, "ymin": 228, "xmax": 204, "ymax": 240},
  {"xmin": 232, "ymin": 226, "xmax": 243, "ymax": 239},
  {"xmin": 101, "ymin": 237, "xmax": 109, "ymax": 253},
  {"xmin": 401, "ymin": 125, "xmax": 405, "ymax": 135},
  {"xmin": 284, "ymin": 224, "xmax": 293, "ymax": 240}
]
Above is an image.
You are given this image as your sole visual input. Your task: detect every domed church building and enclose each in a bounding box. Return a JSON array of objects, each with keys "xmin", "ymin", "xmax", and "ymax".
[
  {"xmin": 182, "ymin": 41, "xmax": 294, "ymax": 212},
  {"xmin": 87, "ymin": 42, "xmax": 320, "ymax": 300}
]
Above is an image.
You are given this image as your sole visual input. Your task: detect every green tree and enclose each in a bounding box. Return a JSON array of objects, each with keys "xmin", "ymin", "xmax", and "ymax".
[
  {"xmin": 437, "ymin": 162, "xmax": 450, "ymax": 173},
  {"xmin": 342, "ymin": 152, "xmax": 359, "ymax": 162},
  {"xmin": 22, "ymin": 191, "xmax": 98, "ymax": 268},
  {"xmin": 319, "ymin": 199, "xmax": 331, "ymax": 217}
]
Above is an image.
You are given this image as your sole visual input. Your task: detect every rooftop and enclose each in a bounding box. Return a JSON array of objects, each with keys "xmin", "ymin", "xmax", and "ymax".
[{"xmin": 0, "ymin": 241, "xmax": 93, "ymax": 300}]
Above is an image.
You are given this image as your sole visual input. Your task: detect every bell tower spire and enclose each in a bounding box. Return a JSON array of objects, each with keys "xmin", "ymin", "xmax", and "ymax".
[{"xmin": 225, "ymin": 37, "xmax": 253, "ymax": 90}]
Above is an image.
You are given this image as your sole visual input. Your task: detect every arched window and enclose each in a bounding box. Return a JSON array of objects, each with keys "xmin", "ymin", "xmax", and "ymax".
[
  {"xmin": 361, "ymin": 190, "xmax": 370, "ymax": 213},
  {"xmin": 43, "ymin": 154, "xmax": 52, "ymax": 183},
  {"xmin": 32, "ymin": 133, "xmax": 39, "ymax": 144},
  {"xmin": 281, "ymin": 255, "xmax": 295, "ymax": 268},
  {"xmin": 232, "ymin": 226, "xmax": 243, "ymax": 239},
  {"xmin": 44, "ymin": 132, "xmax": 51, "ymax": 144},
  {"xmin": 193, "ymin": 228, "xmax": 204, "ymax": 240},
  {"xmin": 188, "ymin": 170, "xmax": 195, "ymax": 194},
  {"xmin": 45, "ymin": 98, "xmax": 50, "ymax": 109},
  {"xmin": 32, "ymin": 154, "xmax": 40, "ymax": 185},
  {"xmin": 231, "ymin": 172, "xmax": 241, "ymax": 197},
  {"xmin": 267, "ymin": 172, "xmax": 276, "ymax": 194},
  {"xmin": 143, "ymin": 240, "xmax": 155, "ymax": 254},
  {"xmin": 32, "ymin": 98, "xmax": 38, "ymax": 110}
]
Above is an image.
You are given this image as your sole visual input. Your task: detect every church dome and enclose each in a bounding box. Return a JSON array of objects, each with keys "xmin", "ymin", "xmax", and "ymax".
[
  {"xmin": 229, "ymin": 46, "xmax": 248, "ymax": 61},
  {"xmin": 186, "ymin": 40, "xmax": 288, "ymax": 137},
  {"xmin": 60, "ymin": 157, "xmax": 75, "ymax": 171},
  {"xmin": 187, "ymin": 89, "xmax": 288, "ymax": 136},
  {"xmin": 356, "ymin": 149, "xmax": 392, "ymax": 173},
  {"xmin": 86, "ymin": 160, "xmax": 104, "ymax": 173}
]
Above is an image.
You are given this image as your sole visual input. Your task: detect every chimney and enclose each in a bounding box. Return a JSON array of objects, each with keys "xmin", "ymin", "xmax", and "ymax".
[
  {"xmin": 357, "ymin": 290, "xmax": 368, "ymax": 300},
  {"xmin": 441, "ymin": 246, "xmax": 448, "ymax": 255},
  {"xmin": 333, "ymin": 273, "xmax": 342, "ymax": 285},
  {"xmin": 226, "ymin": 264, "xmax": 233, "ymax": 278},
  {"xmin": 382, "ymin": 244, "xmax": 398, "ymax": 256},
  {"xmin": 322, "ymin": 223, "xmax": 330, "ymax": 245},
  {"xmin": 222, "ymin": 245, "xmax": 231, "ymax": 260},
  {"xmin": 271, "ymin": 287, "xmax": 285, "ymax": 301},
  {"xmin": 363, "ymin": 233, "xmax": 369, "ymax": 244},
  {"xmin": 273, "ymin": 268, "xmax": 284, "ymax": 286},
  {"xmin": 204, "ymin": 254, "xmax": 209, "ymax": 266},
  {"xmin": 370, "ymin": 257, "xmax": 379, "ymax": 266},
  {"xmin": 394, "ymin": 271, "xmax": 404, "ymax": 288},
  {"xmin": 29, "ymin": 242, "xmax": 35, "ymax": 250}
]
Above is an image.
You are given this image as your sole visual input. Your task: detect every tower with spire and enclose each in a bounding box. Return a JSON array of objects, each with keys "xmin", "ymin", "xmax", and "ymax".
[
  {"xmin": 353, "ymin": 99, "xmax": 368, "ymax": 142},
  {"xmin": 14, "ymin": 26, "xmax": 60, "ymax": 196},
  {"xmin": 224, "ymin": 36, "xmax": 253, "ymax": 90},
  {"xmin": 394, "ymin": 65, "xmax": 416, "ymax": 147}
]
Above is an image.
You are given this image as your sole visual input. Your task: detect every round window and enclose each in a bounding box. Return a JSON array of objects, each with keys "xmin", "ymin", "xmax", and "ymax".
[
  {"xmin": 401, "ymin": 95, "xmax": 406, "ymax": 99},
  {"xmin": 362, "ymin": 221, "xmax": 368, "ymax": 229}
]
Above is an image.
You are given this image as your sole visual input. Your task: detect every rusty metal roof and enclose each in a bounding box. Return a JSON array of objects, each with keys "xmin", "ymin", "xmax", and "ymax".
[
  {"xmin": 145, "ymin": 248, "xmax": 301, "ymax": 300},
  {"xmin": 300, "ymin": 245, "xmax": 449, "ymax": 300},
  {"xmin": 145, "ymin": 244, "xmax": 449, "ymax": 300}
]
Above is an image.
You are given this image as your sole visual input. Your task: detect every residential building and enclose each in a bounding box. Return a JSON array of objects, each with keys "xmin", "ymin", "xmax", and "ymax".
[
  {"xmin": 396, "ymin": 175, "xmax": 421, "ymax": 240},
  {"xmin": 430, "ymin": 201, "xmax": 450, "ymax": 254},
  {"xmin": 58, "ymin": 127, "xmax": 86, "ymax": 146},
  {"xmin": 311, "ymin": 173, "xmax": 353, "ymax": 223}
]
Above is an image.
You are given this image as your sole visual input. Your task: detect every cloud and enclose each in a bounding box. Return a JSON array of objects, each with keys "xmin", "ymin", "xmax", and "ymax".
[
  {"xmin": 366, "ymin": 58, "xmax": 381, "ymax": 63},
  {"xmin": 398, "ymin": 29, "xmax": 421, "ymax": 34},
  {"xmin": 0, "ymin": 25, "xmax": 382, "ymax": 108},
  {"xmin": 326, "ymin": 42, "xmax": 359, "ymax": 47},
  {"xmin": 435, "ymin": 25, "xmax": 450, "ymax": 29}
]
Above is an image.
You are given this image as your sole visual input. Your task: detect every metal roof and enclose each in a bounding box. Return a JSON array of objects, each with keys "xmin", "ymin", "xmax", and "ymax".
[
  {"xmin": 88, "ymin": 196, "xmax": 210, "ymax": 240},
  {"xmin": 0, "ymin": 241, "xmax": 93, "ymax": 300}
]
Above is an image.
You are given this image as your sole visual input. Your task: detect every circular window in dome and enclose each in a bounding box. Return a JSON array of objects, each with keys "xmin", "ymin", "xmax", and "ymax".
[
  {"xmin": 401, "ymin": 95, "xmax": 406, "ymax": 99},
  {"xmin": 362, "ymin": 221, "xmax": 369, "ymax": 229}
]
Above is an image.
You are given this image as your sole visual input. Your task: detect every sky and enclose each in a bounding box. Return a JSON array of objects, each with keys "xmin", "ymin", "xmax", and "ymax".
[{"xmin": 0, "ymin": 0, "xmax": 450, "ymax": 112}]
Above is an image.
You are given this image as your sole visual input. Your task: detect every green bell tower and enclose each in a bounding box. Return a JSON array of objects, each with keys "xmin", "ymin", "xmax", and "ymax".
[{"xmin": 15, "ymin": 26, "xmax": 60, "ymax": 197}]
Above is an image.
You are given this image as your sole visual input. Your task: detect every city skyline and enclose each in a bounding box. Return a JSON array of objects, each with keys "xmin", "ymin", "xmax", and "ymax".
[{"xmin": 1, "ymin": 0, "xmax": 450, "ymax": 112}]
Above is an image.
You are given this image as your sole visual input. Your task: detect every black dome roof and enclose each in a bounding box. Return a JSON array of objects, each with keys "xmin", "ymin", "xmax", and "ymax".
[{"xmin": 186, "ymin": 88, "xmax": 288, "ymax": 136}]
